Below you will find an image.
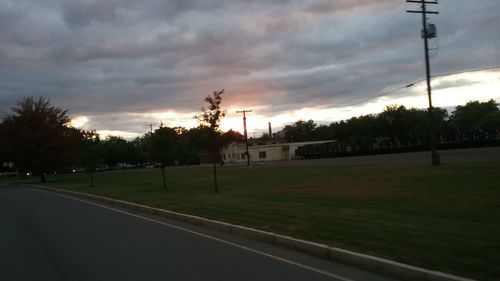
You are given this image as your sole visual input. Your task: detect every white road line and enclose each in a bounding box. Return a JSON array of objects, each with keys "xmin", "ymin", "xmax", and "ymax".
[{"xmin": 33, "ymin": 188, "xmax": 357, "ymax": 281}]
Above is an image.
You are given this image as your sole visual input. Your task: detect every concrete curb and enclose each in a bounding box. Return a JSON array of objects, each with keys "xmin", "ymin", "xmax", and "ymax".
[{"xmin": 23, "ymin": 184, "xmax": 475, "ymax": 281}]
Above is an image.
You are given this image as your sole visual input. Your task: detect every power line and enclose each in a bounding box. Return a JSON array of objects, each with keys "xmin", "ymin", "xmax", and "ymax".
[
  {"xmin": 432, "ymin": 65, "xmax": 500, "ymax": 79},
  {"xmin": 345, "ymin": 65, "xmax": 500, "ymax": 107},
  {"xmin": 346, "ymin": 83, "xmax": 415, "ymax": 107},
  {"xmin": 435, "ymin": 38, "xmax": 500, "ymax": 50}
]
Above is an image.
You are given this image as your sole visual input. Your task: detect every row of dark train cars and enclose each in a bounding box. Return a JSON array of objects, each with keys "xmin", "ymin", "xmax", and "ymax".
[{"xmin": 294, "ymin": 139, "xmax": 500, "ymax": 159}]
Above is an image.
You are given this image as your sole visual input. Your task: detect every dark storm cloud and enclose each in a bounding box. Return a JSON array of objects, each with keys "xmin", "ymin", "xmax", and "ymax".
[{"xmin": 1, "ymin": 0, "xmax": 499, "ymax": 132}]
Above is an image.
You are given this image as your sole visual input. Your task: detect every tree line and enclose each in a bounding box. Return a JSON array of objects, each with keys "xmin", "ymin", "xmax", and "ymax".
[
  {"xmin": 279, "ymin": 100, "xmax": 500, "ymax": 151},
  {"xmin": 0, "ymin": 93, "xmax": 241, "ymax": 190},
  {"xmin": 1, "ymin": 96, "xmax": 499, "ymax": 186}
]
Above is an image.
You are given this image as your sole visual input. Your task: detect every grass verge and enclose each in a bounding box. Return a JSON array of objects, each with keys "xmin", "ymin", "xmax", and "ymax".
[{"xmin": 23, "ymin": 161, "xmax": 500, "ymax": 280}]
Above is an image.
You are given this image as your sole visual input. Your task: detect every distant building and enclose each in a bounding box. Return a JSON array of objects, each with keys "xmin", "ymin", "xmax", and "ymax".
[{"xmin": 221, "ymin": 140, "xmax": 337, "ymax": 163}]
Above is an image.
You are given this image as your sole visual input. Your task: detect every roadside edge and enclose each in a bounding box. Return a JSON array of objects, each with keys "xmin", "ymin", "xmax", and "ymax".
[{"xmin": 22, "ymin": 184, "xmax": 475, "ymax": 281}]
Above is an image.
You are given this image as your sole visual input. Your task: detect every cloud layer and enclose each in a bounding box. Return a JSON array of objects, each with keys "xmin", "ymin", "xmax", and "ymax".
[{"xmin": 1, "ymin": 0, "xmax": 499, "ymax": 135}]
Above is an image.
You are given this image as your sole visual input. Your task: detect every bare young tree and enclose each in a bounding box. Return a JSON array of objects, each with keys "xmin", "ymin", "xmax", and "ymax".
[
  {"xmin": 196, "ymin": 90, "xmax": 226, "ymax": 193},
  {"xmin": 144, "ymin": 125, "xmax": 179, "ymax": 189},
  {"xmin": 80, "ymin": 130, "xmax": 103, "ymax": 188}
]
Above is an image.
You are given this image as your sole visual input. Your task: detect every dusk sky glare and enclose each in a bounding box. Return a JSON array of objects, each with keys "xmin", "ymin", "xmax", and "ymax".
[{"xmin": 1, "ymin": 0, "xmax": 499, "ymax": 138}]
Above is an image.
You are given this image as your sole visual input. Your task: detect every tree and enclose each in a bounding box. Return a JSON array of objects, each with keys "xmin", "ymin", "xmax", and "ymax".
[
  {"xmin": 313, "ymin": 124, "xmax": 333, "ymax": 141},
  {"xmin": 80, "ymin": 130, "xmax": 104, "ymax": 188},
  {"xmin": 144, "ymin": 126, "xmax": 179, "ymax": 189},
  {"xmin": 451, "ymin": 100, "xmax": 500, "ymax": 141},
  {"xmin": 2, "ymin": 97, "xmax": 81, "ymax": 182},
  {"xmin": 401, "ymin": 108, "xmax": 430, "ymax": 145},
  {"xmin": 221, "ymin": 129, "xmax": 244, "ymax": 145},
  {"xmin": 177, "ymin": 126, "xmax": 212, "ymax": 165},
  {"xmin": 430, "ymin": 107, "xmax": 449, "ymax": 143},
  {"xmin": 102, "ymin": 136, "xmax": 129, "ymax": 169},
  {"xmin": 127, "ymin": 137, "xmax": 146, "ymax": 166},
  {"xmin": 0, "ymin": 121, "xmax": 7, "ymax": 159},
  {"xmin": 196, "ymin": 89, "xmax": 226, "ymax": 193},
  {"xmin": 284, "ymin": 120, "xmax": 317, "ymax": 142},
  {"xmin": 259, "ymin": 133, "xmax": 271, "ymax": 141},
  {"xmin": 0, "ymin": 121, "xmax": 11, "ymax": 174},
  {"xmin": 380, "ymin": 105, "xmax": 407, "ymax": 147}
]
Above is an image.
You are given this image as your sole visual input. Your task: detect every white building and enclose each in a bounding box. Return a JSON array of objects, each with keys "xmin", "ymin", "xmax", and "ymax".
[{"xmin": 221, "ymin": 140, "xmax": 337, "ymax": 163}]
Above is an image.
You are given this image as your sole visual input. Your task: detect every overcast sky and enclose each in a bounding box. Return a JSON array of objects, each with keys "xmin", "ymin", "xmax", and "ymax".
[{"xmin": 1, "ymin": 0, "xmax": 499, "ymax": 138}]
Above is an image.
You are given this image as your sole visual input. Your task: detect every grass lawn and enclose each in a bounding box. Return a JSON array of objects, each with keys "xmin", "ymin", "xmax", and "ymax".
[{"xmin": 24, "ymin": 161, "xmax": 500, "ymax": 280}]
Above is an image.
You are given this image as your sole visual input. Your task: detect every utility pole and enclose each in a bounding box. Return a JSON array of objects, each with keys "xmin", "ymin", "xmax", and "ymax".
[
  {"xmin": 146, "ymin": 123, "xmax": 153, "ymax": 134},
  {"xmin": 407, "ymin": 0, "xmax": 440, "ymax": 166},
  {"xmin": 236, "ymin": 110, "xmax": 252, "ymax": 166}
]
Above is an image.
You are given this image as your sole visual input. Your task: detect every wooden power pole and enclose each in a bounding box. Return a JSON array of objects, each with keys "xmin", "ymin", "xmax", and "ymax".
[
  {"xmin": 407, "ymin": 0, "xmax": 440, "ymax": 166},
  {"xmin": 236, "ymin": 110, "xmax": 252, "ymax": 166}
]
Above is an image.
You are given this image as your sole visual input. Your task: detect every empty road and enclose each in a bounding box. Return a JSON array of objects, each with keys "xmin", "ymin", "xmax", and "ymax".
[{"xmin": 0, "ymin": 185, "xmax": 396, "ymax": 281}]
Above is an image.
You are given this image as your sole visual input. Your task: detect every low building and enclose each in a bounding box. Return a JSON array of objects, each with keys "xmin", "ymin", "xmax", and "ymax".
[{"xmin": 221, "ymin": 140, "xmax": 337, "ymax": 163}]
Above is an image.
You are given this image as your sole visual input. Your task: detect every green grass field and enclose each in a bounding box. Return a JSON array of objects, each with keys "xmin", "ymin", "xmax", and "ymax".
[{"xmin": 25, "ymin": 161, "xmax": 500, "ymax": 280}]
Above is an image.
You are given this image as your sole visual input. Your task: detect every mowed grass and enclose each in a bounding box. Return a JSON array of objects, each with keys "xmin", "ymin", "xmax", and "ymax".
[{"xmin": 32, "ymin": 161, "xmax": 500, "ymax": 280}]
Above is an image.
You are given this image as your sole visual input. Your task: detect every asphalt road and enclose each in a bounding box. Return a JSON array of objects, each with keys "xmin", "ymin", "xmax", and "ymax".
[{"xmin": 0, "ymin": 185, "xmax": 396, "ymax": 281}]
